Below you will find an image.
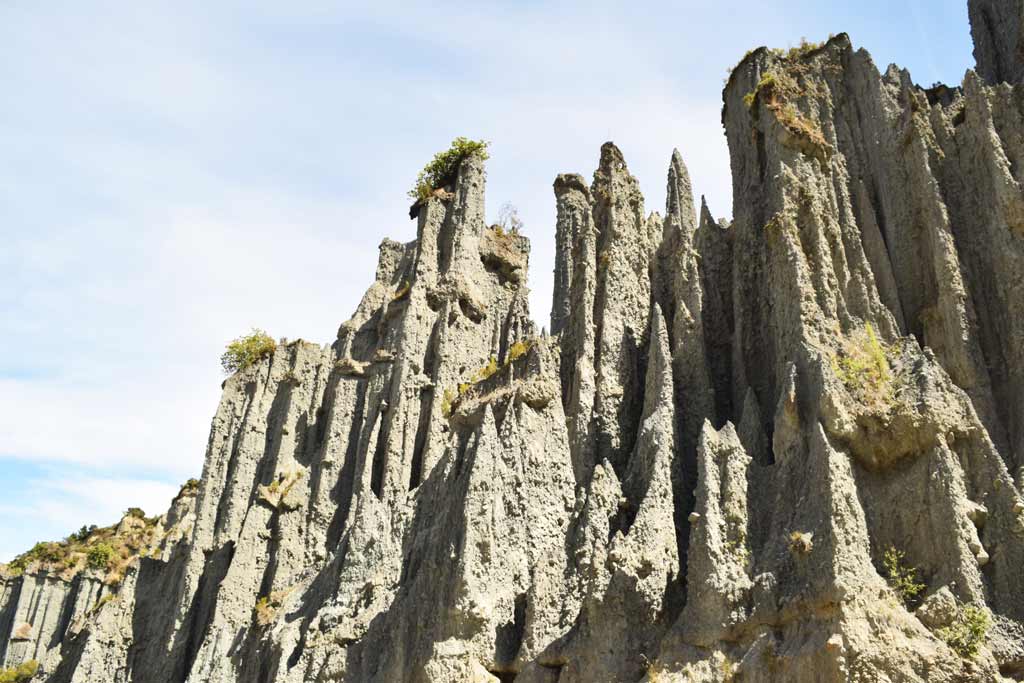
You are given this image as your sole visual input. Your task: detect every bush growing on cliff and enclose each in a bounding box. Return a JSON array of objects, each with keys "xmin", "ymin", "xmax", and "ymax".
[
  {"xmin": 3, "ymin": 510, "xmax": 162, "ymax": 584},
  {"xmin": 507, "ymin": 339, "xmax": 533, "ymax": 363},
  {"xmin": 87, "ymin": 543, "xmax": 116, "ymax": 571},
  {"xmin": 254, "ymin": 588, "xmax": 292, "ymax": 627},
  {"xmin": 882, "ymin": 546, "xmax": 925, "ymax": 607},
  {"xmin": 0, "ymin": 660, "xmax": 38, "ymax": 683},
  {"xmin": 833, "ymin": 323, "xmax": 894, "ymax": 407},
  {"xmin": 781, "ymin": 37, "xmax": 826, "ymax": 60},
  {"xmin": 441, "ymin": 388, "xmax": 456, "ymax": 419},
  {"xmin": 68, "ymin": 525, "xmax": 98, "ymax": 543},
  {"xmin": 937, "ymin": 604, "xmax": 990, "ymax": 659},
  {"xmin": 221, "ymin": 329, "xmax": 277, "ymax": 374},
  {"xmin": 408, "ymin": 137, "xmax": 489, "ymax": 202},
  {"xmin": 458, "ymin": 356, "xmax": 499, "ymax": 396}
]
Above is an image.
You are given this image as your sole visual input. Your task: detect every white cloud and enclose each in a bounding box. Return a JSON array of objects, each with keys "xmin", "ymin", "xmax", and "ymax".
[{"xmin": 0, "ymin": 472, "xmax": 179, "ymax": 563}]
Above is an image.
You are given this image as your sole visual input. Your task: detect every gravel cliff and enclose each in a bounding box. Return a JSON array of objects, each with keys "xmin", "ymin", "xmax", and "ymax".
[{"xmin": 4, "ymin": 1, "xmax": 1024, "ymax": 680}]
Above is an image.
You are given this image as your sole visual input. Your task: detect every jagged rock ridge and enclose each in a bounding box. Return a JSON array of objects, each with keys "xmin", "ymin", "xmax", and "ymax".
[{"xmin": 3, "ymin": 1, "xmax": 1024, "ymax": 680}]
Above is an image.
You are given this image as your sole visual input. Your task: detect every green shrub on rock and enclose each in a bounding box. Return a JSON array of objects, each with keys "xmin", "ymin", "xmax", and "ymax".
[
  {"xmin": 937, "ymin": 604, "xmax": 990, "ymax": 659},
  {"xmin": 408, "ymin": 137, "xmax": 489, "ymax": 202},
  {"xmin": 221, "ymin": 329, "xmax": 276, "ymax": 374},
  {"xmin": 0, "ymin": 660, "xmax": 39, "ymax": 683},
  {"xmin": 882, "ymin": 546, "xmax": 925, "ymax": 607},
  {"xmin": 833, "ymin": 323, "xmax": 894, "ymax": 407},
  {"xmin": 87, "ymin": 543, "xmax": 116, "ymax": 571}
]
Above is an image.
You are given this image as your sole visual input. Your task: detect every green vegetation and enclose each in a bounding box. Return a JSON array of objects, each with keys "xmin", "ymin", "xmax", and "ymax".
[
  {"xmin": 220, "ymin": 328, "xmax": 277, "ymax": 374},
  {"xmin": 125, "ymin": 507, "xmax": 146, "ymax": 520},
  {"xmin": 2, "ymin": 510, "xmax": 162, "ymax": 584},
  {"xmin": 741, "ymin": 50, "xmax": 829, "ymax": 156},
  {"xmin": 408, "ymin": 137, "xmax": 489, "ymax": 202},
  {"xmin": 86, "ymin": 543, "xmax": 116, "ymax": 571},
  {"xmin": 6, "ymin": 542, "xmax": 62, "ymax": 576},
  {"xmin": 458, "ymin": 356, "xmax": 498, "ymax": 396},
  {"xmin": 507, "ymin": 339, "xmax": 533, "ymax": 363},
  {"xmin": 936, "ymin": 604, "xmax": 990, "ymax": 659},
  {"xmin": 254, "ymin": 588, "xmax": 291, "ymax": 627},
  {"xmin": 69, "ymin": 525, "xmax": 98, "ymax": 543},
  {"xmin": 0, "ymin": 661, "xmax": 39, "ymax": 683},
  {"xmin": 744, "ymin": 68, "xmax": 800, "ymax": 110},
  {"xmin": 718, "ymin": 656, "xmax": 737, "ymax": 682},
  {"xmin": 777, "ymin": 37, "xmax": 827, "ymax": 61},
  {"xmin": 833, "ymin": 323, "xmax": 894, "ymax": 407},
  {"xmin": 441, "ymin": 388, "xmax": 456, "ymax": 419},
  {"xmin": 258, "ymin": 470, "xmax": 305, "ymax": 509},
  {"xmin": 881, "ymin": 546, "xmax": 925, "ymax": 607},
  {"xmin": 439, "ymin": 341, "xmax": 538, "ymax": 419},
  {"xmin": 254, "ymin": 596, "xmax": 276, "ymax": 626},
  {"xmin": 776, "ymin": 103, "xmax": 828, "ymax": 149},
  {"xmin": 744, "ymin": 73, "xmax": 777, "ymax": 108}
]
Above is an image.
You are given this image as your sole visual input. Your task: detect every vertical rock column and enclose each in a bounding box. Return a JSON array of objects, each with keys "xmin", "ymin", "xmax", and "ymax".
[
  {"xmin": 552, "ymin": 174, "xmax": 598, "ymax": 482},
  {"xmin": 554, "ymin": 144, "xmax": 660, "ymax": 482},
  {"xmin": 970, "ymin": 0, "xmax": 1024, "ymax": 85}
]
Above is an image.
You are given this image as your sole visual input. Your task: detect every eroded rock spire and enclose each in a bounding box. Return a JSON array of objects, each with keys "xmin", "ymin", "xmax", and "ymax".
[{"xmin": 5, "ymin": 3, "xmax": 1024, "ymax": 681}]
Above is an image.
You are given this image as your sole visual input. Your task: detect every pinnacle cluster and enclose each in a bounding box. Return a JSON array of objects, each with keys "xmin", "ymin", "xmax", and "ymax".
[{"xmin": 3, "ymin": 1, "xmax": 1024, "ymax": 681}]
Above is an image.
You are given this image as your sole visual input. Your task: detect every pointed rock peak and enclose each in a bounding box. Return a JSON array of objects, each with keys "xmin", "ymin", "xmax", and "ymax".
[
  {"xmin": 599, "ymin": 141, "xmax": 628, "ymax": 173},
  {"xmin": 554, "ymin": 173, "xmax": 590, "ymax": 198},
  {"xmin": 698, "ymin": 419, "xmax": 747, "ymax": 487},
  {"xmin": 479, "ymin": 402, "xmax": 498, "ymax": 436},
  {"xmin": 648, "ymin": 304, "xmax": 670, "ymax": 364},
  {"xmin": 643, "ymin": 304, "xmax": 674, "ymax": 414},
  {"xmin": 376, "ymin": 238, "xmax": 411, "ymax": 284},
  {"xmin": 668, "ymin": 149, "xmax": 693, "ymax": 196},
  {"xmin": 670, "ymin": 148, "xmax": 686, "ymax": 174},
  {"xmin": 828, "ymin": 31, "xmax": 853, "ymax": 49},
  {"xmin": 738, "ymin": 386, "xmax": 769, "ymax": 463},
  {"xmin": 716, "ymin": 420, "xmax": 742, "ymax": 447},
  {"xmin": 697, "ymin": 418, "xmax": 718, "ymax": 453},
  {"xmin": 665, "ymin": 149, "xmax": 697, "ymax": 239},
  {"xmin": 592, "ymin": 142, "xmax": 642, "ymax": 200},
  {"xmin": 434, "ymin": 153, "xmax": 489, "ymax": 278},
  {"xmin": 699, "ymin": 196, "xmax": 716, "ymax": 229}
]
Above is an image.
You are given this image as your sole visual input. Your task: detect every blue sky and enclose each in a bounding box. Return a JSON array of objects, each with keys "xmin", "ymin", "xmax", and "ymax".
[{"xmin": 0, "ymin": 0, "xmax": 973, "ymax": 562}]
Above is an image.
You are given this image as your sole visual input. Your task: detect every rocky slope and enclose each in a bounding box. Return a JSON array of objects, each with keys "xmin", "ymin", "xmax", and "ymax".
[
  {"xmin": 0, "ymin": 483, "xmax": 199, "ymax": 675},
  {"xmin": 4, "ymin": 1, "xmax": 1024, "ymax": 680}
]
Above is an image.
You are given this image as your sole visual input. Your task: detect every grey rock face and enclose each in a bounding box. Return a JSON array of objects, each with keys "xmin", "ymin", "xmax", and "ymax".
[
  {"xmin": 5, "ymin": 2, "xmax": 1024, "ymax": 680},
  {"xmin": 970, "ymin": 0, "xmax": 1024, "ymax": 84},
  {"xmin": 0, "ymin": 572, "xmax": 106, "ymax": 670}
]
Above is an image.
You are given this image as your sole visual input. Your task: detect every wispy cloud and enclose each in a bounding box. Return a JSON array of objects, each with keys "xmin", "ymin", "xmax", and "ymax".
[{"xmin": 0, "ymin": 464, "xmax": 179, "ymax": 562}]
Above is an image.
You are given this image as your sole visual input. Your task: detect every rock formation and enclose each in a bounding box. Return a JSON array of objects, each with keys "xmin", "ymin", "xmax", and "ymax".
[{"xmin": 3, "ymin": 1, "xmax": 1024, "ymax": 680}]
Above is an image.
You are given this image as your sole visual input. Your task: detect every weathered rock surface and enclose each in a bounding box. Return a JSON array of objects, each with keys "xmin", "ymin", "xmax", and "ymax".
[
  {"xmin": 971, "ymin": 0, "xmax": 1024, "ymax": 85},
  {"xmin": 4, "ymin": 2, "xmax": 1024, "ymax": 680}
]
